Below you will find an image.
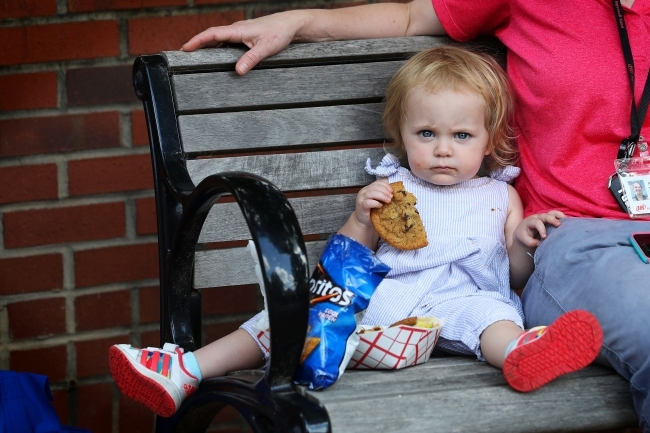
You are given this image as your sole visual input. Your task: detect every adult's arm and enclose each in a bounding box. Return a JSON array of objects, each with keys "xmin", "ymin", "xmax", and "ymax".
[{"xmin": 182, "ymin": 0, "xmax": 445, "ymax": 75}]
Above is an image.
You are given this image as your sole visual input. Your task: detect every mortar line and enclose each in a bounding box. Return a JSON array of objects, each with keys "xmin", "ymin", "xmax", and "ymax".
[{"xmin": 58, "ymin": 159, "xmax": 69, "ymax": 199}]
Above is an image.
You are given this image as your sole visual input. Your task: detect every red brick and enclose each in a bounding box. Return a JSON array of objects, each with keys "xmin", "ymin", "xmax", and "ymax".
[
  {"xmin": 0, "ymin": 72, "xmax": 57, "ymax": 111},
  {"xmin": 68, "ymin": 154, "xmax": 153, "ymax": 196},
  {"xmin": 7, "ymin": 298, "xmax": 66, "ymax": 339},
  {"xmin": 0, "ymin": 254, "xmax": 63, "ymax": 295},
  {"xmin": 75, "ymin": 243, "xmax": 158, "ymax": 287},
  {"xmin": 139, "ymin": 285, "xmax": 159, "ymax": 323},
  {"xmin": 3, "ymin": 202, "xmax": 125, "ymax": 249},
  {"xmin": 202, "ymin": 285, "xmax": 258, "ymax": 316},
  {"xmin": 67, "ymin": 65, "xmax": 138, "ymax": 106},
  {"xmin": 0, "ymin": 0, "xmax": 57, "ymax": 19},
  {"xmin": 204, "ymin": 321, "xmax": 241, "ymax": 343},
  {"xmin": 76, "ymin": 335, "xmax": 128, "ymax": 377},
  {"xmin": 0, "ymin": 112, "xmax": 120, "ymax": 157},
  {"xmin": 0, "ymin": 164, "xmax": 58, "ymax": 205},
  {"xmin": 77, "ymin": 383, "xmax": 113, "ymax": 433},
  {"xmin": 119, "ymin": 393, "xmax": 155, "ymax": 433},
  {"xmin": 140, "ymin": 329, "xmax": 160, "ymax": 347},
  {"xmin": 131, "ymin": 110, "xmax": 149, "ymax": 146},
  {"xmin": 128, "ymin": 12, "xmax": 245, "ymax": 55},
  {"xmin": 75, "ymin": 291, "xmax": 131, "ymax": 331},
  {"xmin": 0, "ymin": 21, "xmax": 120, "ymax": 66},
  {"xmin": 51, "ymin": 389, "xmax": 69, "ymax": 425},
  {"xmin": 136, "ymin": 196, "xmax": 157, "ymax": 235},
  {"xmin": 70, "ymin": 0, "xmax": 185, "ymax": 12},
  {"xmin": 10, "ymin": 345, "xmax": 67, "ymax": 381}
]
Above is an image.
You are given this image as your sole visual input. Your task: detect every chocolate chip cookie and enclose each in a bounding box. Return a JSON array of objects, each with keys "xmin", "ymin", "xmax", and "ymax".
[{"xmin": 370, "ymin": 181, "xmax": 428, "ymax": 250}]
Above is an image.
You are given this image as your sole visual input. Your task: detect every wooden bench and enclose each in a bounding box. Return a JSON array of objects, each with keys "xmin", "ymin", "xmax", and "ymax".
[{"xmin": 132, "ymin": 36, "xmax": 638, "ymax": 433}]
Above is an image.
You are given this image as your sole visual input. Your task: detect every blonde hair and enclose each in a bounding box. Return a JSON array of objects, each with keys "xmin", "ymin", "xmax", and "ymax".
[{"xmin": 383, "ymin": 46, "xmax": 517, "ymax": 172}]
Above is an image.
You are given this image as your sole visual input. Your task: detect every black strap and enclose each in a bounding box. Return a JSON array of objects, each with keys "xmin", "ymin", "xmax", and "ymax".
[{"xmin": 612, "ymin": 0, "xmax": 650, "ymax": 158}]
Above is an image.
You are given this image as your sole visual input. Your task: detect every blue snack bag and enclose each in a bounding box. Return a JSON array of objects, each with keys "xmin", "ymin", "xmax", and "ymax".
[{"xmin": 294, "ymin": 234, "xmax": 390, "ymax": 390}]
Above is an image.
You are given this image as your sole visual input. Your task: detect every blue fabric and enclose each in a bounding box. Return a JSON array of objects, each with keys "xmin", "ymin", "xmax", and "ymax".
[
  {"xmin": 522, "ymin": 217, "xmax": 650, "ymax": 433},
  {"xmin": 0, "ymin": 371, "xmax": 90, "ymax": 433}
]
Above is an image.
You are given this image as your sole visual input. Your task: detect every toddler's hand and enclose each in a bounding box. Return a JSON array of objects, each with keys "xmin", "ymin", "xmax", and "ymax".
[
  {"xmin": 514, "ymin": 210, "xmax": 566, "ymax": 248},
  {"xmin": 354, "ymin": 180, "xmax": 393, "ymax": 227}
]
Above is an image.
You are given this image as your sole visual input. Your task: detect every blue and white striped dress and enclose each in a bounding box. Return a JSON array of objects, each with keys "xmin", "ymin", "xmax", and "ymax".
[{"xmin": 362, "ymin": 154, "xmax": 524, "ymax": 361}]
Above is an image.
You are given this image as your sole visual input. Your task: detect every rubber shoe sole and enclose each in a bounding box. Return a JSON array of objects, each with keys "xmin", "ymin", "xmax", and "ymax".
[
  {"xmin": 503, "ymin": 310, "xmax": 603, "ymax": 392},
  {"xmin": 109, "ymin": 345, "xmax": 178, "ymax": 418}
]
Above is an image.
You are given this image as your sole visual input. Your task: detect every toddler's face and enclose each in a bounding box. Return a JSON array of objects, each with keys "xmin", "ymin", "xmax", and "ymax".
[{"xmin": 401, "ymin": 86, "xmax": 490, "ymax": 185}]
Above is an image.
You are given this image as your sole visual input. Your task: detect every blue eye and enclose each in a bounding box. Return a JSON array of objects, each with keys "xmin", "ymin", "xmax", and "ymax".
[
  {"xmin": 420, "ymin": 130, "xmax": 434, "ymax": 138},
  {"xmin": 456, "ymin": 132, "xmax": 470, "ymax": 139}
]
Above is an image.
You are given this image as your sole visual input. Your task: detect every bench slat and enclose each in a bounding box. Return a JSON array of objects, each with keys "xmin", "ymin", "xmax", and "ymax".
[
  {"xmin": 187, "ymin": 147, "xmax": 385, "ymax": 191},
  {"xmin": 172, "ymin": 62, "xmax": 403, "ymax": 113},
  {"xmin": 199, "ymin": 194, "xmax": 355, "ymax": 243},
  {"xmin": 179, "ymin": 103, "xmax": 385, "ymax": 154},
  {"xmin": 302, "ymin": 361, "xmax": 636, "ymax": 433},
  {"xmin": 162, "ymin": 37, "xmax": 452, "ymax": 71},
  {"xmin": 194, "ymin": 240, "xmax": 326, "ymax": 288}
]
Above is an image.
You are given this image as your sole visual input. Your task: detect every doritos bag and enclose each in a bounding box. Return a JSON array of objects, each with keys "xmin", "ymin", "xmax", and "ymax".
[{"xmin": 293, "ymin": 234, "xmax": 390, "ymax": 389}]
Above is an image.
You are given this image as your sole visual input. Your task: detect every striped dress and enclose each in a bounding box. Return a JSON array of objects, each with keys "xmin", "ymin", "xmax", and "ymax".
[{"xmin": 361, "ymin": 154, "xmax": 524, "ymax": 361}]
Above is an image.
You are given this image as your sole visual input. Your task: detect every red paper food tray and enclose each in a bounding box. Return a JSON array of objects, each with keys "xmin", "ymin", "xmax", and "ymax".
[
  {"xmin": 255, "ymin": 318, "xmax": 445, "ymax": 370},
  {"xmin": 347, "ymin": 319, "xmax": 445, "ymax": 369}
]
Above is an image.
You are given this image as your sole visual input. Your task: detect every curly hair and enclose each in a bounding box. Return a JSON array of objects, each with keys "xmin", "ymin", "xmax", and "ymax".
[{"xmin": 382, "ymin": 45, "xmax": 518, "ymax": 173}]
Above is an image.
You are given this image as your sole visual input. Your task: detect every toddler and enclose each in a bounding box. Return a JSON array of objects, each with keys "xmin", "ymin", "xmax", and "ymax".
[{"xmin": 109, "ymin": 46, "xmax": 602, "ymax": 418}]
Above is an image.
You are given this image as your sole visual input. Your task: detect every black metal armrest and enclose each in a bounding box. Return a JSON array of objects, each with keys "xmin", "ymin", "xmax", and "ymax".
[
  {"xmin": 165, "ymin": 171, "xmax": 311, "ymax": 376},
  {"xmin": 155, "ymin": 172, "xmax": 330, "ymax": 433},
  {"xmin": 134, "ymin": 54, "xmax": 330, "ymax": 433}
]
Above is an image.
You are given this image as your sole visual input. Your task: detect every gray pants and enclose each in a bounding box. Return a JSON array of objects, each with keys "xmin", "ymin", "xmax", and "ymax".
[{"xmin": 522, "ymin": 217, "xmax": 650, "ymax": 432}]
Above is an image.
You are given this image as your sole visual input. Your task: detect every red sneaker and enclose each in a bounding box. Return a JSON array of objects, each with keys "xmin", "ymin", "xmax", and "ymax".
[
  {"xmin": 109, "ymin": 343, "xmax": 199, "ymax": 417},
  {"xmin": 503, "ymin": 310, "xmax": 603, "ymax": 392}
]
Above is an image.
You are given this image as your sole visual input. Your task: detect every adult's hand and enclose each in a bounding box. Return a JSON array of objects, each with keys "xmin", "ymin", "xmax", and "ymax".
[
  {"xmin": 181, "ymin": 0, "xmax": 444, "ymax": 76},
  {"xmin": 182, "ymin": 12, "xmax": 305, "ymax": 75}
]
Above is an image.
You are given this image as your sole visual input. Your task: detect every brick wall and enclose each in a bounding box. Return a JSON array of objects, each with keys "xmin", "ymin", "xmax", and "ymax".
[{"xmin": 0, "ymin": 1, "xmax": 368, "ymax": 432}]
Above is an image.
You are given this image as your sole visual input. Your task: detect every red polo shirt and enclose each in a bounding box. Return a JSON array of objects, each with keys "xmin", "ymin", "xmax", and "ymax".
[{"xmin": 432, "ymin": 0, "xmax": 650, "ymax": 218}]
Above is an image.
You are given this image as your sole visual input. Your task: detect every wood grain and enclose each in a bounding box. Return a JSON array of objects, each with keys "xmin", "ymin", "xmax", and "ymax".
[
  {"xmin": 172, "ymin": 62, "xmax": 402, "ymax": 113},
  {"xmin": 163, "ymin": 36, "xmax": 453, "ymax": 71},
  {"xmin": 186, "ymin": 147, "xmax": 385, "ymax": 191},
  {"xmin": 301, "ymin": 361, "xmax": 637, "ymax": 433},
  {"xmin": 179, "ymin": 103, "xmax": 386, "ymax": 154},
  {"xmin": 194, "ymin": 240, "xmax": 326, "ymax": 288},
  {"xmin": 199, "ymin": 194, "xmax": 355, "ymax": 243}
]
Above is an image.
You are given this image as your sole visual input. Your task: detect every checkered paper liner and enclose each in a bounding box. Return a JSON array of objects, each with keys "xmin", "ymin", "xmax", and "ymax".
[
  {"xmin": 256, "ymin": 328, "xmax": 271, "ymax": 356},
  {"xmin": 347, "ymin": 318, "xmax": 445, "ymax": 370}
]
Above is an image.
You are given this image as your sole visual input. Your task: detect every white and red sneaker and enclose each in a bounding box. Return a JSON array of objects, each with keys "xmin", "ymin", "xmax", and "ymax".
[
  {"xmin": 109, "ymin": 343, "xmax": 199, "ymax": 417},
  {"xmin": 503, "ymin": 310, "xmax": 603, "ymax": 392}
]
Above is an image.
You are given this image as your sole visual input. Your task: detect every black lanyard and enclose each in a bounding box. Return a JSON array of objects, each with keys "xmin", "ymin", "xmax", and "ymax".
[{"xmin": 612, "ymin": 0, "xmax": 650, "ymax": 159}]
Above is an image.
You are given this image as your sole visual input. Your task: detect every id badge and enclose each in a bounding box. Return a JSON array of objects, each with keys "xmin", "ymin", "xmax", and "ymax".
[{"xmin": 612, "ymin": 157, "xmax": 650, "ymax": 218}]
